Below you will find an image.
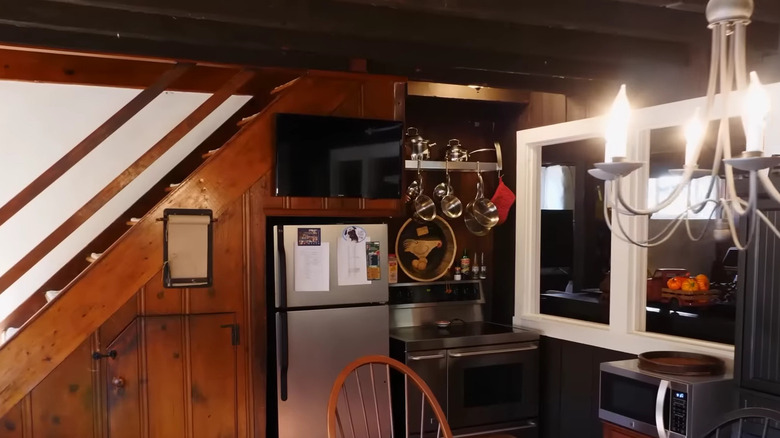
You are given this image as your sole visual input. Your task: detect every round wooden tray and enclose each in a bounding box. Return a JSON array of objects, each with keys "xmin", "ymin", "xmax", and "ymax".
[
  {"xmin": 395, "ymin": 216, "xmax": 456, "ymax": 282},
  {"xmin": 637, "ymin": 351, "xmax": 725, "ymax": 376}
]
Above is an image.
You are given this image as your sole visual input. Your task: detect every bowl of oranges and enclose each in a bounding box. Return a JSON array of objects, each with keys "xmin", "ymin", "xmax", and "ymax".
[{"xmin": 662, "ymin": 274, "xmax": 717, "ymax": 308}]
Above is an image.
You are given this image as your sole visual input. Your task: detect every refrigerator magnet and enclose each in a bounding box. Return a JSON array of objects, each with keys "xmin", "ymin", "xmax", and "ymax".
[
  {"xmin": 366, "ymin": 241, "xmax": 381, "ymax": 280},
  {"xmin": 342, "ymin": 226, "xmax": 367, "ymax": 243},
  {"xmin": 297, "ymin": 228, "xmax": 321, "ymax": 246}
]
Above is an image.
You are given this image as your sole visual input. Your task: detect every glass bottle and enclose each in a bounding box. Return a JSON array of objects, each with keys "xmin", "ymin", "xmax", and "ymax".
[{"xmin": 460, "ymin": 250, "xmax": 471, "ymax": 278}]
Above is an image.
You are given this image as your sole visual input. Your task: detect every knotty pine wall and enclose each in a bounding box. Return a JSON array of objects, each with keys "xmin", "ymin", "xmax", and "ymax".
[{"xmin": 0, "ymin": 72, "xmax": 403, "ymax": 438}]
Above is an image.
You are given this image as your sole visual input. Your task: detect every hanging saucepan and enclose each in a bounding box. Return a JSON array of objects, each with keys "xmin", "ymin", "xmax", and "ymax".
[
  {"xmin": 472, "ymin": 171, "xmax": 499, "ymax": 228},
  {"xmin": 464, "ymin": 179, "xmax": 490, "ymax": 236},
  {"xmin": 440, "ymin": 162, "xmax": 463, "ymax": 219},
  {"xmin": 412, "ymin": 159, "xmax": 436, "ymax": 221},
  {"xmin": 432, "ymin": 161, "xmax": 449, "ymax": 200}
]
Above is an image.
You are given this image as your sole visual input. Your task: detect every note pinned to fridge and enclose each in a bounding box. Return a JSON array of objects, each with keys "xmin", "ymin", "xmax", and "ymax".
[
  {"xmin": 294, "ymin": 242, "xmax": 330, "ymax": 292},
  {"xmin": 338, "ymin": 226, "xmax": 371, "ymax": 286}
]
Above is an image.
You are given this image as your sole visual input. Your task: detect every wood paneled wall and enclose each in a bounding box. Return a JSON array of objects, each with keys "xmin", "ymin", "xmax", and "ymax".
[{"xmin": 0, "ymin": 71, "xmax": 403, "ymax": 438}]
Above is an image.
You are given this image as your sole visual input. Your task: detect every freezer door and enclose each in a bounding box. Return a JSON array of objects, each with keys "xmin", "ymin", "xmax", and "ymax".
[
  {"xmin": 276, "ymin": 305, "xmax": 389, "ymax": 438},
  {"xmin": 275, "ymin": 224, "xmax": 388, "ymax": 308}
]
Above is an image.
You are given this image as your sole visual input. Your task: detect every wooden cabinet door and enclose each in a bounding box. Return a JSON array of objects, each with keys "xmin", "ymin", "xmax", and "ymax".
[
  {"xmin": 739, "ymin": 209, "xmax": 780, "ymax": 396},
  {"xmin": 106, "ymin": 314, "xmax": 239, "ymax": 438}
]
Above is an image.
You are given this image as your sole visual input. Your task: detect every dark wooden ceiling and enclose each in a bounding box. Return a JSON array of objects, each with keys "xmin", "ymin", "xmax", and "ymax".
[{"xmin": 2, "ymin": 0, "xmax": 779, "ymax": 103}]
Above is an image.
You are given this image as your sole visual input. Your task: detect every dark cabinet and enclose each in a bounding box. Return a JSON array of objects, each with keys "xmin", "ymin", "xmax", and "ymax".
[{"xmin": 737, "ymin": 209, "xmax": 780, "ymax": 396}]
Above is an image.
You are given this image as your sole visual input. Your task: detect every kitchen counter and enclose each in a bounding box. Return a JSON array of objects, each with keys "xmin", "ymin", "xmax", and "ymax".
[{"xmin": 390, "ymin": 321, "xmax": 539, "ymax": 351}]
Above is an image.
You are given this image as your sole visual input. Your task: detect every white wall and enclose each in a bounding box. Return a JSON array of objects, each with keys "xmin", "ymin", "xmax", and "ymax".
[{"xmin": 0, "ymin": 80, "xmax": 251, "ymax": 321}]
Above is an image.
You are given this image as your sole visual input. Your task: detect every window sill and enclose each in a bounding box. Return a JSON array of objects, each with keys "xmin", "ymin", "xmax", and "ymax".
[{"xmin": 513, "ymin": 312, "xmax": 734, "ymax": 360}]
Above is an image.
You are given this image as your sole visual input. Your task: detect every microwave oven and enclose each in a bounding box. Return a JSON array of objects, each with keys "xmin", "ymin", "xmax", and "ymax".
[{"xmin": 599, "ymin": 359, "xmax": 736, "ymax": 438}]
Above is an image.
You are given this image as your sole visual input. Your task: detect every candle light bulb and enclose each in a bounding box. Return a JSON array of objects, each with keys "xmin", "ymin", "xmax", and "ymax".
[
  {"xmin": 604, "ymin": 84, "xmax": 630, "ymax": 162},
  {"xmin": 743, "ymin": 71, "xmax": 771, "ymax": 153},
  {"xmin": 684, "ymin": 108, "xmax": 704, "ymax": 167}
]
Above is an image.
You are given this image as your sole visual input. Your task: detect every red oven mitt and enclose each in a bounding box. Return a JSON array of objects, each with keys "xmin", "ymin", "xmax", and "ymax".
[{"xmin": 491, "ymin": 177, "xmax": 515, "ymax": 225}]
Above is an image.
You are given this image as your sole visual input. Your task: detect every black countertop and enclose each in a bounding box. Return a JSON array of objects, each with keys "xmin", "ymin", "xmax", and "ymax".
[{"xmin": 390, "ymin": 321, "xmax": 539, "ymax": 351}]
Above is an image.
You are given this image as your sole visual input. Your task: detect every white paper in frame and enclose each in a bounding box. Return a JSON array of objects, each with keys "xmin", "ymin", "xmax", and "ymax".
[{"xmin": 163, "ymin": 208, "xmax": 213, "ymax": 288}]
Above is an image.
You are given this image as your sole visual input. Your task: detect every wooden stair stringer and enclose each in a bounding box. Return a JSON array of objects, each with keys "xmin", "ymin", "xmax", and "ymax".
[{"xmin": 0, "ymin": 73, "xmax": 361, "ymax": 417}]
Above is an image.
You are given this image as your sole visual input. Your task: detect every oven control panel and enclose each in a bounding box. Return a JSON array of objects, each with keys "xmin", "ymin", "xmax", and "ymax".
[{"xmin": 670, "ymin": 391, "xmax": 688, "ymax": 435}]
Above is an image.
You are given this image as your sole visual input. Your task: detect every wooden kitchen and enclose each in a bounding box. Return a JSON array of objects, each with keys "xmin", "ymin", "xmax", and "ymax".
[{"xmin": 1, "ymin": 1, "xmax": 780, "ymax": 437}]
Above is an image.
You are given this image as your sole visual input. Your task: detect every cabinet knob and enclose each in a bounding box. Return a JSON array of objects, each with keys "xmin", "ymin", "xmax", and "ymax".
[{"xmin": 112, "ymin": 377, "xmax": 125, "ymax": 388}]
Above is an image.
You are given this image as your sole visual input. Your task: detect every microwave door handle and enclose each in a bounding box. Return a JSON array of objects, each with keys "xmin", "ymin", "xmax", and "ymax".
[{"xmin": 655, "ymin": 379, "xmax": 670, "ymax": 438}]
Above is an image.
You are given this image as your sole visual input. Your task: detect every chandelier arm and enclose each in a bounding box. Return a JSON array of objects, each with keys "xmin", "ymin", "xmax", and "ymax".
[
  {"xmin": 716, "ymin": 24, "xmax": 754, "ymax": 216},
  {"xmin": 684, "ymin": 199, "xmax": 720, "ymax": 241},
  {"xmin": 688, "ymin": 174, "xmax": 722, "ymax": 215},
  {"xmin": 607, "ymin": 180, "xmax": 716, "ymax": 247},
  {"xmin": 614, "ymin": 168, "xmax": 697, "ymax": 215},
  {"xmin": 734, "ymin": 22, "xmax": 748, "ymax": 91},
  {"xmin": 719, "ymin": 95, "xmax": 751, "ymax": 216},
  {"xmin": 704, "ymin": 24, "xmax": 721, "ymax": 116},
  {"xmin": 721, "ymin": 170, "xmax": 760, "ymax": 249},
  {"xmin": 758, "ymin": 170, "xmax": 780, "ymax": 205},
  {"xmin": 611, "ymin": 197, "xmax": 706, "ymax": 248},
  {"xmin": 721, "ymin": 198, "xmax": 757, "ymax": 250}
]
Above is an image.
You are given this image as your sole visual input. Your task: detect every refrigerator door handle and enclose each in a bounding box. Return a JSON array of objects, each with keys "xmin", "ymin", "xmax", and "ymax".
[
  {"xmin": 277, "ymin": 227, "xmax": 289, "ymax": 401},
  {"xmin": 277, "ymin": 227, "xmax": 288, "ymax": 308},
  {"xmin": 279, "ymin": 312, "xmax": 289, "ymax": 401}
]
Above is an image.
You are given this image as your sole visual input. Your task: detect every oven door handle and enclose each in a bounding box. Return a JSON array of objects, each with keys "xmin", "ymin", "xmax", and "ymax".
[
  {"xmin": 408, "ymin": 354, "xmax": 445, "ymax": 361},
  {"xmin": 655, "ymin": 379, "xmax": 670, "ymax": 438},
  {"xmin": 449, "ymin": 345, "xmax": 537, "ymax": 357}
]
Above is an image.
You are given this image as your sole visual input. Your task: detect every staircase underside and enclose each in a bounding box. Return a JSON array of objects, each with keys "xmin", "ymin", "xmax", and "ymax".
[{"xmin": 0, "ymin": 72, "xmax": 381, "ymax": 416}]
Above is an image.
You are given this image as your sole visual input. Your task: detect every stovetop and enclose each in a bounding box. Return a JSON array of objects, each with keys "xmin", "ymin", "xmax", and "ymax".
[{"xmin": 390, "ymin": 321, "xmax": 539, "ymax": 351}]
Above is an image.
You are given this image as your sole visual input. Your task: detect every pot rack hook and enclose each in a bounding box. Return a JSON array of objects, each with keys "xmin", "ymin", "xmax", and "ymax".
[{"xmin": 494, "ymin": 141, "xmax": 504, "ymax": 179}]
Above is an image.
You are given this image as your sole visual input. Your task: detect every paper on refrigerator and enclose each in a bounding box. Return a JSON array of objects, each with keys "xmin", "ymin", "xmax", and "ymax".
[
  {"xmin": 294, "ymin": 242, "xmax": 330, "ymax": 292},
  {"xmin": 338, "ymin": 226, "xmax": 371, "ymax": 286}
]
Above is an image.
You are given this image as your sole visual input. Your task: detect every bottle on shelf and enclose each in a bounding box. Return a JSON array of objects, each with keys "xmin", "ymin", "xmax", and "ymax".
[
  {"xmin": 460, "ymin": 250, "xmax": 471, "ymax": 279},
  {"xmin": 454, "ymin": 266, "xmax": 462, "ymax": 281},
  {"xmin": 479, "ymin": 252, "xmax": 487, "ymax": 280},
  {"xmin": 471, "ymin": 251, "xmax": 480, "ymax": 279},
  {"xmin": 388, "ymin": 254, "xmax": 398, "ymax": 284}
]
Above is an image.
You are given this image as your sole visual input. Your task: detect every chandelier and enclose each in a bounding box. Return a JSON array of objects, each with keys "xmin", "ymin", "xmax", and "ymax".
[{"xmin": 590, "ymin": 0, "xmax": 780, "ymax": 250}]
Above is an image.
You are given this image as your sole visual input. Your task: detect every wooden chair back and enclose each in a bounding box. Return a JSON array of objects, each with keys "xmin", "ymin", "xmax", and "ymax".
[
  {"xmin": 326, "ymin": 354, "xmax": 453, "ymax": 438},
  {"xmin": 700, "ymin": 407, "xmax": 780, "ymax": 437}
]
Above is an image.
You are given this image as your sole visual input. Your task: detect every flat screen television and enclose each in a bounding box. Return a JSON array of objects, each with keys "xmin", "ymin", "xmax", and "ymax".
[{"xmin": 275, "ymin": 113, "xmax": 404, "ymax": 199}]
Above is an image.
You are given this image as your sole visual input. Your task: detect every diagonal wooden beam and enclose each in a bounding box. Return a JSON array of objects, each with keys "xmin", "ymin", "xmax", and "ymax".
[
  {"xmin": 0, "ymin": 62, "xmax": 193, "ymax": 227},
  {"xmin": 0, "ymin": 69, "xmax": 255, "ymax": 295}
]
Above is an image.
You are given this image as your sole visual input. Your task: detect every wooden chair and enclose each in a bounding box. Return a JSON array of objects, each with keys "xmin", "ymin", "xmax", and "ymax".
[
  {"xmin": 700, "ymin": 407, "xmax": 780, "ymax": 437},
  {"xmin": 327, "ymin": 354, "xmax": 453, "ymax": 438}
]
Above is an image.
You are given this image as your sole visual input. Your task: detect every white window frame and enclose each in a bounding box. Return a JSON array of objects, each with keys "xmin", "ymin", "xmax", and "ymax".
[{"xmin": 514, "ymin": 83, "xmax": 780, "ymax": 359}]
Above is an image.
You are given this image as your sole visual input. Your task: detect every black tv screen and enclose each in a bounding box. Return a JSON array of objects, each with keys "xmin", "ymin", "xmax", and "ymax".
[{"xmin": 275, "ymin": 113, "xmax": 403, "ymax": 199}]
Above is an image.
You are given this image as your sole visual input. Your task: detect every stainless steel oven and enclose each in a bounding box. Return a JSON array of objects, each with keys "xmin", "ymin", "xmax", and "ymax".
[
  {"xmin": 447, "ymin": 342, "xmax": 539, "ymax": 430},
  {"xmin": 599, "ymin": 359, "xmax": 736, "ymax": 438},
  {"xmin": 391, "ymin": 321, "xmax": 540, "ymax": 437}
]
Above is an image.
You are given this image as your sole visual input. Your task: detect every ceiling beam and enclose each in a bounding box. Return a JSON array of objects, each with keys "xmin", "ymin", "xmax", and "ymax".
[
  {"xmin": 0, "ymin": 2, "xmax": 680, "ymax": 89},
  {"xmin": 332, "ymin": 0, "xmax": 777, "ymax": 52},
  {"xmin": 36, "ymin": 0, "xmax": 692, "ymax": 66},
  {"xmin": 609, "ymin": 0, "xmax": 780, "ymax": 24}
]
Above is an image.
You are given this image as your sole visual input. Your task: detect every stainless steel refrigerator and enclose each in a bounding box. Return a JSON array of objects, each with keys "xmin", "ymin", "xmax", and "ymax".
[{"xmin": 272, "ymin": 223, "xmax": 389, "ymax": 438}]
